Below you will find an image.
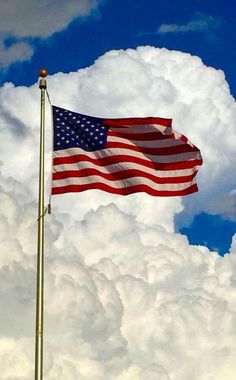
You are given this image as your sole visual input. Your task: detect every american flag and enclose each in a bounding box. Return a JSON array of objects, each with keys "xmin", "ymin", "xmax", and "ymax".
[{"xmin": 52, "ymin": 106, "xmax": 202, "ymax": 196}]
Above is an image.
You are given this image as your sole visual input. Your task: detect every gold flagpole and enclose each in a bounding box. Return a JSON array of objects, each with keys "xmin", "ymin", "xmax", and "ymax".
[{"xmin": 35, "ymin": 68, "xmax": 48, "ymax": 380}]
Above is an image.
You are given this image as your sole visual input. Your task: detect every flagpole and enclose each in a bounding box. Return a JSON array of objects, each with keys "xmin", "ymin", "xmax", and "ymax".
[{"xmin": 35, "ymin": 68, "xmax": 48, "ymax": 380}]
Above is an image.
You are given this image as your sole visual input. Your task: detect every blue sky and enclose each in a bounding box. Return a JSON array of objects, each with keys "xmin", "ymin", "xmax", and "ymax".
[
  {"xmin": 1, "ymin": 0, "xmax": 236, "ymax": 254},
  {"xmin": 1, "ymin": 0, "xmax": 236, "ymax": 96}
]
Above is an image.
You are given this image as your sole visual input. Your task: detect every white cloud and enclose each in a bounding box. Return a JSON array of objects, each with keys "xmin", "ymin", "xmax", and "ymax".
[
  {"xmin": 1, "ymin": 187, "xmax": 236, "ymax": 379},
  {"xmin": 1, "ymin": 46, "xmax": 236, "ymax": 379},
  {"xmin": 204, "ymin": 190, "xmax": 236, "ymax": 222},
  {"xmin": 157, "ymin": 14, "xmax": 219, "ymax": 34},
  {"xmin": 0, "ymin": 0, "xmax": 103, "ymax": 68},
  {"xmin": 0, "ymin": 40, "xmax": 33, "ymax": 69},
  {"xmin": 0, "ymin": 0, "xmax": 101, "ymax": 38},
  {"xmin": 1, "ymin": 46, "xmax": 235, "ymax": 224}
]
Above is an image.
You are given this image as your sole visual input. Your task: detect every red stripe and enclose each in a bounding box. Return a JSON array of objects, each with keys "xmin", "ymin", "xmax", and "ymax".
[
  {"xmin": 52, "ymin": 183, "xmax": 198, "ymax": 196},
  {"xmin": 108, "ymin": 131, "xmax": 173, "ymax": 141},
  {"xmin": 103, "ymin": 117, "xmax": 172, "ymax": 127},
  {"xmin": 53, "ymin": 168, "xmax": 197, "ymax": 184},
  {"xmin": 106, "ymin": 141, "xmax": 199, "ymax": 155},
  {"xmin": 180, "ymin": 135, "xmax": 188, "ymax": 143},
  {"xmin": 53, "ymin": 154, "xmax": 203, "ymax": 171}
]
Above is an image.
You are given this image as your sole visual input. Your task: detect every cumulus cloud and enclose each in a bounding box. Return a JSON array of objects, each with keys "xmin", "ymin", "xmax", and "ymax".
[
  {"xmin": 1, "ymin": 46, "xmax": 236, "ymax": 379},
  {"xmin": 1, "ymin": 188, "xmax": 236, "ymax": 379},
  {"xmin": 1, "ymin": 46, "xmax": 235, "ymax": 224},
  {"xmin": 157, "ymin": 13, "xmax": 219, "ymax": 34},
  {"xmin": 0, "ymin": 0, "xmax": 103, "ymax": 68}
]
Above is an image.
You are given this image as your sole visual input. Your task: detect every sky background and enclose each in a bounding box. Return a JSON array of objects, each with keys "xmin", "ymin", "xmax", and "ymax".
[
  {"xmin": 1, "ymin": 1, "xmax": 236, "ymax": 379},
  {"xmin": 1, "ymin": 0, "xmax": 236, "ymax": 254},
  {"xmin": 1, "ymin": 0, "xmax": 236, "ymax": 96}
]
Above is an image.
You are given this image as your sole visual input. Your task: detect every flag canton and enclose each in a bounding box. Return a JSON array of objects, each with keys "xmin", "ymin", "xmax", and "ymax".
[{"xmin": 53, "ymin": 106, "xmax": 108, "ymax": 152}]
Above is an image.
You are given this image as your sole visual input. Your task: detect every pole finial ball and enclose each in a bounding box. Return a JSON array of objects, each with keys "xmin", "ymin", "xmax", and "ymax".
[{"xmin": 39, "ymin": 68, "xmax": 48, "ymax": 78}]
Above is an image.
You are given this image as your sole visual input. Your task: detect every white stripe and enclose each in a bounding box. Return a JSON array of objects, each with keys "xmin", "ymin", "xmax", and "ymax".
[
  {"xmin": 109, "ymin": 124, "xmax": 172, "ymax": 135},
  {"xmin": 172, "ymin": 131, "xmax": 194, "ymax": 147},
  {"xmin": 53, "ymin": 161, "xmax": 200, "ymax": 178},
  {"xmin": 107, "ymin": 135, "xmax": 186, "ymax": 148},
  {"xmin": 52, "ymin": 175, "xmax": 196, "ymax": 190},
  {"xmin": 53, "ymin": 148, "xmax": 200, "ymax": 164}
]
